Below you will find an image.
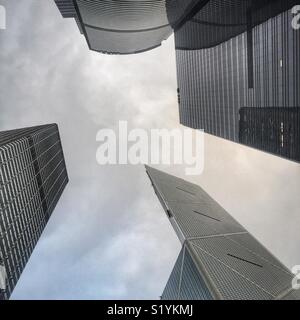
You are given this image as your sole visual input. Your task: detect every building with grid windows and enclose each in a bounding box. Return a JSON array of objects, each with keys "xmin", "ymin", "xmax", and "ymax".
[
  {"xmin": 239, "ymin": 107, "xmax": 300, "ymax": 160},
  {"xmin": 0, "ymin": 124, "xmax": 68, "ymax": 300},
  {"xmin": 146, "ymin": 165, "xmax": 300, "ymax": 300},
  {"xmin": 174, "ymin": 0, "xmax": 300, "ymax": 162},
  {"xmin": 54, "ymin": 0, "xmax": 209, "ymax": 54},
  {"xmin": 54, "ymin": 0, "xmax": 300, "ymax": 158}
]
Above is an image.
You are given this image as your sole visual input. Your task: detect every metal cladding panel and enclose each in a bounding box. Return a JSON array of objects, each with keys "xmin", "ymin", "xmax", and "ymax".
[
  {"xmin": 179, "ymin": 247, "xmax": 212, "ymax": 300},
  {"xmin": 176, "ymin": 33, "xmax": 247, "ymax": 141},
  {"xmin": 191, "ymin": 236, "xmax": 293, "ymax": 298},
  {"xmin": 146, "ymin": 166, "xmax": 299, "ymax": 300},
  {"xmin": 161, "ymin": 246, "xmax": 183, "ymax": 300},
  {"xmin": 166, "ymin": 201, "xmax": 245, "ymax": 239},
  {"xmin": 152, "ymin": 180, "xmax": 202, "ymax": 203},
  {"xmin": 162, "ymin": 246, "xmax": 212, "ymax": 300},
  {"xmin": 30, "ymin": 126, "xmax": 69, "ymax": 217},
  {"xmin": 65, "ymin": 0, "xmax": 209, "ymax": 54},
  {"xmin": 0, "ymin": 125, "xmax": 47, "ymax": 147},
  {"xmin": 176, "ymin": 5, "xmax": 300, "ymax": 162},
  {"xmin": 75, "ymin": 0, "xmax": 174, "ymax": 54},
  {"xmin": 146, "ymin": 165, "xmax": 208, "ymax": 201},
  {"xmin": 76, "ymin": 0, "xmax": 171, "ymax": 30},
  {"xmin": 0, "ymin": 124, "xmax": 68, "ymax": 300},
  {"xmin": 226, "ymin": 233, "xmax": 291, "ymax": 272},
  {"xmin": 166, "ymin": 0, "xmax": 208, "ymax": 28},
  {"xmin": 174, "ymin": 0, "xmax": 298, "ymax": 50},
  {"xmin": 191, "ymin": 245, "xmax": 273, "ymax": 300},
  {"xmin": 146, "ymin": 166, "xmax": 245, "ymax": 238},
  {"xmin": 84, "ymin": 25, "xmax": 172, "ymax": 55},
  {"xmin": 54, "ymin": 0, "xmax": 77, "ymax": 18}
]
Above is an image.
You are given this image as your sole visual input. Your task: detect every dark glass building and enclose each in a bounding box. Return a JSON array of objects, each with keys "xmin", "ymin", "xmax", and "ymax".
[
  {"xmin": 146, "ymin": 165, "xmax": 300, "ymax": 300},
  {"xmin": 54, "ymin": 0, "xmax": 208, "ymax": 54},
  {"xmin": 0, "ymin": 124, "xmax": 68, "ymax": 300},
  {"xmin": 239, "ymin": 107, "xmax": 300, "ymax": 160},
  {"xmin": 55, "ymin": 1, "xmax": 300, "ymax": 158},
  {"xmin": 174, "ymin": 0, "xmax": 300, "ymax": 162}
]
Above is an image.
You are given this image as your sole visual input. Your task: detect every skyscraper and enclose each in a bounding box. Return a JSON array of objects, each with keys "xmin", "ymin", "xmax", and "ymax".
[
  {"xmin": 0, "ymin": 124, "xmax": 68, "ymax": 300},
  {"xmin": 145, "ymin": 165, "xmax": 300, "ymax": 300},
  {"xmin": 174, "ymin": 0, "xmax": 300, "ymax": 162},
  {"xmin": 239, "ymin": 107, "xmax": 300, "ymax": 160},
  {"xmin": 54, "ymin": 0, "xmax": 209, "ymax": 55}
]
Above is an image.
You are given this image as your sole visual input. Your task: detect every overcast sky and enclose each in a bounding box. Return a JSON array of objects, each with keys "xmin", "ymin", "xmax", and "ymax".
[{"xmin": 0, "ymin": 0, "xmax": 300, "ymax": 300}]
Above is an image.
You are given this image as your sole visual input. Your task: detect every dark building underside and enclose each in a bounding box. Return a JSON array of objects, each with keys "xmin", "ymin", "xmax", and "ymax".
[{"xmin": 175, "ymin": 0, "xmax": 300, "ymax": 162}]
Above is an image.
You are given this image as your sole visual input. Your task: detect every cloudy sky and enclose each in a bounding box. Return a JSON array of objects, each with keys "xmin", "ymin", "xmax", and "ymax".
[{"xmin": 0, "ymin": 0, "xmax": 299, "ymax": 300}]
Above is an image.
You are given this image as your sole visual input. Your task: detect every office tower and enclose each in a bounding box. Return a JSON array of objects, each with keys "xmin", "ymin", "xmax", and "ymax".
[
  {"xmin": 54, "ymin": 0, "xmax": 207, "ymax": 54},
  {"xmin": 239, "ymin": 107, "xmax": 300, "ymax": 160},
  {"xmin": 174, "ymin": 0, "xmax": 300, "ymax": 162},
  {"xmin": 145, "ymin": 165, "xmax": 300, "ymax": 300},
  {"xmin": 0, "ymin": 124, "xmax": 68, "ymax": 300}
]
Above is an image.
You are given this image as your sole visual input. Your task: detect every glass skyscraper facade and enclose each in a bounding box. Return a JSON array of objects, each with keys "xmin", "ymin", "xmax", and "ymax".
[
  {"xmin": 174, "ymin": 0, "xmax": 300, "ymax": 162},
  {"xmin": 0, "ymin": 124, "xmax": 68, "ymax": 300},
  {"xmin": 54, "ymin": 1, "xmax": 300, "ymax": 159},
  {"xmin": 146, "ymin": 165, "xmax": 300, "ymax": 300},
  {"xmin": 54, "ymin": 0, "xmax": 210, "ymax": 54},
  {"xmin": 239, "ymin": 107, "xmax": 300, "ymax": 160}
]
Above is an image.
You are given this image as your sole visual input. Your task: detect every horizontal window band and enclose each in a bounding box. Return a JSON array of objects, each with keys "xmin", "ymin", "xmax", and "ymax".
[
  {"xmin": 193, "ymin": 210, "xmax": 221, "ymax": 222},
  {"xmin": 227, "ymin": 253, "xmax": 263, "ymax": 268},
  {"xmin": 83, "ymin": 22, "xmax": 171, "ymax": 33}
]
